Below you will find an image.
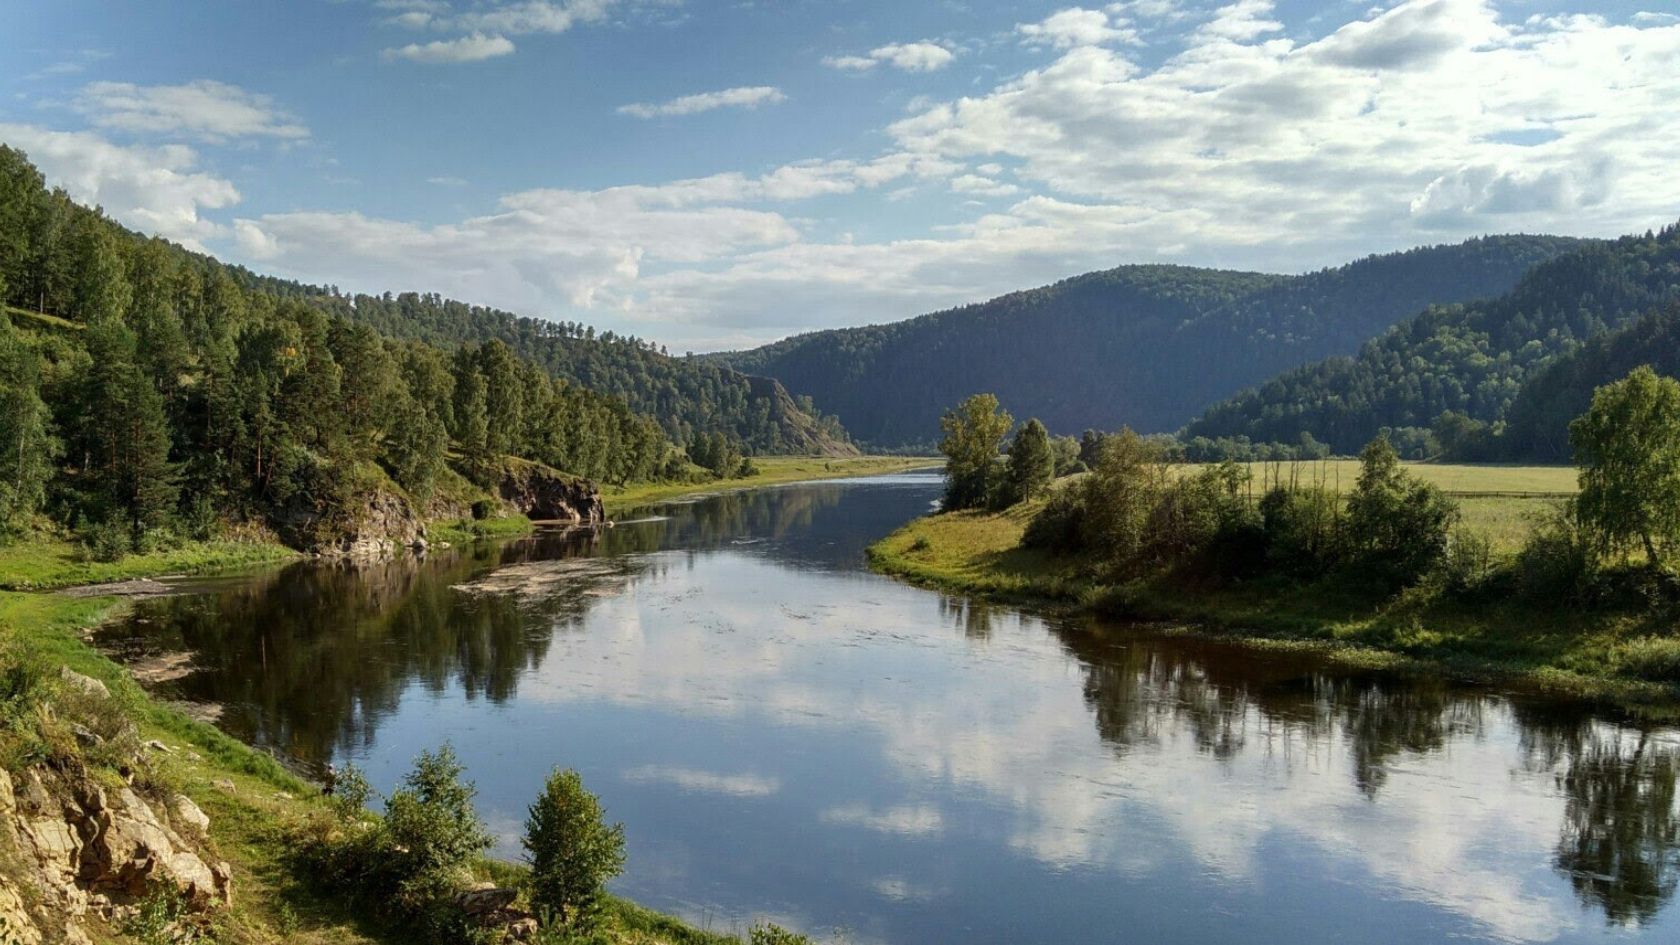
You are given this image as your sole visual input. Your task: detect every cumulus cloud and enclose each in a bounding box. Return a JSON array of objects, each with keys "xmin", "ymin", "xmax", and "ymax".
[
  {"xmin": 136, "ymin": 0, "xmax": 1680, "ymax": 349},
  {"xmin": 825, "ymin": 41, "xmax": 955, "ymax": 72},
  {"xmin": 382, "ymin": 32, "xmax": 516, "ymax": 63},
  {"xmin": 0, "ymin": 123, "xmax": 239, "ymax": 250},
  {"xmin": 622, "ymin": 765, "xmax": 781, "ymax": 797},
  {"xmin": 617, "ymin": 86, "xmax": 786, "ymax": 119},
  {"xmin": 73, "ymin": 80, "xmax": 309, "ymax": 143},
  {"xmin": 441, "ymin": 0, "xmax": 615, "ymax": 36},
  {"xmin": 1018, "ymin": 8, "xmax": 1139, "ymax": 48}
]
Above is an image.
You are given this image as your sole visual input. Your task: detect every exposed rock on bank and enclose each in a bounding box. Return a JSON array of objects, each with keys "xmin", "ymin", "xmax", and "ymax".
[
  {"xmin": 496, "ymin": 460, "xmax": 605, "ymax": 524},
  {"xmin": 0, "ymin": 760, "xmax": 231, "ymax": 943}
]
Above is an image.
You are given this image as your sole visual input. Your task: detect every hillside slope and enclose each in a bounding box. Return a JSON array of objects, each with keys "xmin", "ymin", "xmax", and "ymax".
[
  {"xmin": 1185, "ymin": 225, "xmax": 1680, "ymax": 454},
  {"xmin": 717, "ymin": 236, "xmax": 1585, "ymax": 447},
  {"xmin": 315, "ymin": 292, "xmax": 855, "ymax": 456}
]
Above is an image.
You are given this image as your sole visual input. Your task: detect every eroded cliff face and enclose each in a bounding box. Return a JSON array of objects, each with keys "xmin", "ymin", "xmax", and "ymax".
[
  {"xmin": 495, "ymin": 463, "xmax": 605, "ymax": 524},
  {"xmin": 0, "ymin": 674, "xmax": 232, "ymax": 944},
  {"xmin": 275, "ymin": 461, "xmax": 604, "ymax": 556}
]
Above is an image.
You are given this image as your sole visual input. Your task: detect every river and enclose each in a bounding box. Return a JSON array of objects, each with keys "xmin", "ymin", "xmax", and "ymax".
[{"xmin": 97, "ymin": 473, "xmax": 1680, "ymax": 944}]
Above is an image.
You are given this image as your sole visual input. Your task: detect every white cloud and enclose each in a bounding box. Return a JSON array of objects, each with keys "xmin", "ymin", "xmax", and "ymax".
[
  {"xmin": 73, "ymin": 80, "xmax": 309, "ymax": 143},
  {"xmin": 1018, "ymin": 8, "xmax": 1140, "ymax": 48},
  {"xmin": 950, "ymin": 173, "xmax": 1020, "ymax": 197},
  {"xmin": 427, "ymin": 175, "xmax": 469, "ymax": 187},
  {"xmin": 196, "ymin": 0, "xmax": 1680, "ymax": 350},
  {"xmin": 622, "ymin": 765, "xmax": 781, "ymax": 797},
  {"xmin": 383, "ymin": 32, "xmax": 516, "ymax": 63},
  {"xmin": 0, "ymin": 123, "xmax": 239, "ymax": 250},
  {"xmin": 821, "ymin": 803, "xmax": 945, "ymax": 837},
  {"xmin": 825, "ymin": 41, "xmax": 955, "ymax": 73},
  {"xmin": 617, "ymin": 86, "xmax": 786, "ymax": 119},
  {"xmin": 444, "ymin": 0, "xmax": 616, "ymax": 36}
]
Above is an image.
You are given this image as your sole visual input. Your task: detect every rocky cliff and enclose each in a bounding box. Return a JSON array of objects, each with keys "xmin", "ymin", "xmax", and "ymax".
[
  {"xmin": 0, "ymin": 672, "xmax": 232, "ymax": 944},
  {"xmin": 495, "ymin": 460, "xmax": 605, "ymax": 524}
]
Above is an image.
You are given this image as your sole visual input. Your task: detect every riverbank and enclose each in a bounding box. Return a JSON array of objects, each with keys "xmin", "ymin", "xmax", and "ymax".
[
  {"xmin": 867, "ymin": 502, "xmax": 1680, "ymax": 711},
  {"xmin": 602, "ymin": 455, "xmax": 940, "ymax": 513},
  {"xmin": 0, "ymin": 583, "xmax": 772, "ymax": 943}
]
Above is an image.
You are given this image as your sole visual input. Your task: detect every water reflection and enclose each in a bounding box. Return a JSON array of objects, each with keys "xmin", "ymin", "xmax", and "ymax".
[{"xmin": 99, "ymin": 474, "xmax": 1680, "ymax": 944}]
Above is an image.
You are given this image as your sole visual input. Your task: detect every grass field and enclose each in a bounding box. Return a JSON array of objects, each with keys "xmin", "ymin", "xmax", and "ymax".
[
  {"xmin": 603, "ymin": 454, "xmax": 940, "ymax": 513},
  {"xmin": 1200, "ymin": 460, "xmax": 1578, "ymax": 496}
]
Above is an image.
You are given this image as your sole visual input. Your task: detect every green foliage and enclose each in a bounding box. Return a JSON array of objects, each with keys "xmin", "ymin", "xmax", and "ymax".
[
  {"xmin": 383, "ymin": 745, "xmax": 493, "ymax": 903},
  {"xmin": 1343, "ymin": 436, "xmax": 1459, "ymax": 585},
  {"xmin": 316, "ymin": 290, "xmax": 848, "ymax": 455},
  {"xmin": 748, "ymin": 923, "xmax": 813, "ymax": 945},
  {"xmin": 721, "ymin": 235, "xmax": 1584, "ymax": 448},
  {"xmin": 1258, "ymin": 485, "xmax": 1343, "ymax": 575},
  {"xmin": 1187, "ymin": 225, "xmax": 1680, "ymax": 455},
  {"xmin": 1570, "ymin": 365, "xmax": 1680, "ymax": 567},
  {"xmin": 1001, "ymin": 418, "xmax": 1055, "ymax": 507},
  {"xmin": 1437, "ymin": 527, "xmax": 1496, "ymax": 594},
  {"xmin": 939, "ymin": 394, "xmax": 1013, "ymax": 511},
  {"xmin": 523, "ymin": 768, "xmax": 627, "ymax": 930},
  {"xmin": 1075, "ymin": 429, "xmax": 1168, "ymax": 569},
  {"xmin": 0, "ymin": 314, "xmax": 56, "ymax": 540},
  {"xmin": 0, "ymin": 145, "xmax": 697, "ymax": 555}
]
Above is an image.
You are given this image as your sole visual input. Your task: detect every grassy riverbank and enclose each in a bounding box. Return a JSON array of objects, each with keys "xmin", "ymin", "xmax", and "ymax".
[
  {"xmin": 868, "ymin": 491, "xmax": 1680, "ymax": 708},
  {"xmin": 0, "ymin": 538, "xmax": 299, "ymax": 591},
  {"xmin": 603, "ymin": 455, "xmax": 939, "ymax": 513}
]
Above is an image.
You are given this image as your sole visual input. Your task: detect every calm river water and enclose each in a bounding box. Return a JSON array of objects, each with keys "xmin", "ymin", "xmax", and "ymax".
[{"xmin": 99, "ymin": 473, "xmax": 1680, "ymax": 944}]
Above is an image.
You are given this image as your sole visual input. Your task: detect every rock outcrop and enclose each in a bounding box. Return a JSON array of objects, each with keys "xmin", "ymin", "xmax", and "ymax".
[
  {"xmin": 496, "ymin": 462, "xmax": 604, "ymax": 524},
  {"xmin": 0, "ymin": 763, "xmax": 231, "ymax": 943}
]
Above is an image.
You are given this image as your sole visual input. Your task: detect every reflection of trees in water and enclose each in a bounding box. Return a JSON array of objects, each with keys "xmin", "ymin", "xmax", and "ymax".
[
  {"xmin": 1053, "ymin": 621, "xmax": 1477, "ymax": 775},
  {"xmin": 1514, "ymin": 705, "xmax": 1680, "ymax": 926},
  {"xmin": 102, "ymin": 529, "xmax": 640, "ymax": 769},
  {"xmin": 1045, "ymin": 616, "xmax": 1679, "ymax": 926},
  {"xmin": 939, "ymin": 595, "xmax": 1006, "ymax": 640}
]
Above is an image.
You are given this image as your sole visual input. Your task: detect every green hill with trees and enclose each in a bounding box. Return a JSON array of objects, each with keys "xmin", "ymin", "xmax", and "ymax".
[
  {"xmin": 0, "ymin": 143, "xmax": 842, "ymax": 556},
  {"xmin": 1184, "ymin": 224, "xmax": 1680, "ymax": 457},
  {"xmin": 716, "ymin": 235, "xmax": 1586, "ymax": 448}
]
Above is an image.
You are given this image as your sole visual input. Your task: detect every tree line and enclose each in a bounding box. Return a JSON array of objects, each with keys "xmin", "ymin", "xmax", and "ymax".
[{"xmin": 0, "ymin": 144, "xmax": 702, "ymax": 555}]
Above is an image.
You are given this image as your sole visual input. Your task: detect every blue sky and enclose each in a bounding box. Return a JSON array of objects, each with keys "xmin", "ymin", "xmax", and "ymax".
[{"xmin": 3, "ymin": 1, "xmax": 1676, "ymax": 350}]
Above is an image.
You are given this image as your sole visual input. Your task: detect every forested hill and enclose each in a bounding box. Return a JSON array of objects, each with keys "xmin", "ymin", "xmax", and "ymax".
[
  {"xmin": 0, "ymin": 143, "xmax": 691, "ymax": 552},
  {"xmin": 715, "ymin": 235, "xmax": 1585, "ymax": 448},
  {"xmin": 1496, "ymin": 301, "xmax": 1680, "ymax": 461},
  {"xmin": 1183, "ymin": 224, "xmax": 1680, "ymax": 455},
  {"xmin": 311, "ymin": 293, "xmax": 853, "ymax": 456}
]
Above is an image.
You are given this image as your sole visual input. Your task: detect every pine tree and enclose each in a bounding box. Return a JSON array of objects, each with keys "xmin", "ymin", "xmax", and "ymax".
[
  {"xmin": 1005, "ymin": 418, "xmax": 1055, "ymax": 505},
  {"xmin": 0, "ymin": 308, "xmax": 57, "ymax": 539},
  {"xmin": 82, "ymin": 317, "xmax": 178, "ymax": 544}
]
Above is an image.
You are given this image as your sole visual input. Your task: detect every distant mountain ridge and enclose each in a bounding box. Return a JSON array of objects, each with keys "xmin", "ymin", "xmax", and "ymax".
[
  {"xmin": 716, "ymin": 235, "xmax": 1588, "ymax": 448},
  {"xmin": 1185, "ymin": 224, "xmax": 1680, "ymax": 455}
]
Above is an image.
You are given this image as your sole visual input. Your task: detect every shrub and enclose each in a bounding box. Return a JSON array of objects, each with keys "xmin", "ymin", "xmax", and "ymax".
[
  {"xmin": 1259, "ymin": 485, "xmax": 1343, "ymax": 575},
  {"xmin": 524, "ymin": 768, "xmax": 626, "ymax": 930},
  {"xmin": 382, "ymin": 746, "xmax": 493, "ymax": 912},
  {"xmin": 1437, "ymin": 527, "xmax": 1496, "ymax": 594},
  {"xmin": 77, "ymin": 518, "xmax": 132, "ymax": 562},
  {"xmin": 1611, "ymin": 636, "xmax": 1680, "ymax": 682},
  {"xmin": 749, "ymin": 924, "xmax": 813, "ymax": 945},
  {"xmin": 1144, "ymin": 461, "xmax": 1252, "ymax": 569},
  {"xmin": 1343, "ymin": 436, "xmax": 1458, "ymax": 585},
  {"xmin": 1517, "ymin": 504, "xmax": 1594, "ymax": 603},
  {"xmin": 1076, "ymin": 430, "xmax": 1169, "ymax": 573},
  {"xmin": 1022, "ymin": 485, "xmax": 1084, "ymax": 552}
]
